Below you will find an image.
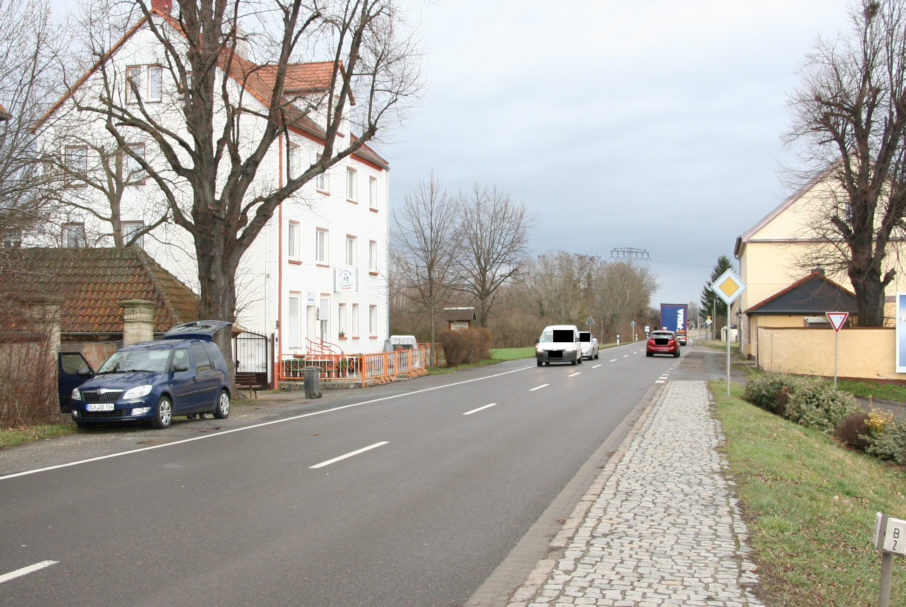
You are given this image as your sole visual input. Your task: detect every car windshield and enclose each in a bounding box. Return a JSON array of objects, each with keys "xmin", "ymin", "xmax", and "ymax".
[
  {"xmin": 539, "ymin": 329, "xmax": 574, "ymax": 343},
  {"xmin": 579, "ymin": 333, "xmax": 591, "ymax": 342},
  {"xmin": 650, "ymin": 332, "xmax": 673, "ymax": 339},
  {"xmin": 98, "ymin": 349, "xmax": 171, "ymax": 373}
]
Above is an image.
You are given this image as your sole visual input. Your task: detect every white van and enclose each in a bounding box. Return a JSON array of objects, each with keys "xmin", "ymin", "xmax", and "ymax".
[{"xmin": 535, "ymin": 324, "xmax": 582, "ymax": 366}]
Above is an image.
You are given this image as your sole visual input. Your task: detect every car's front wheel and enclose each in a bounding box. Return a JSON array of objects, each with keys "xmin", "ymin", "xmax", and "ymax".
[
  {"xmin": 151, "ymin": 395, "xmax": 173, "ymax": 429},
  {"xmin": 213, "ymin": 390, "xmax": 230, "ymax": 419}
]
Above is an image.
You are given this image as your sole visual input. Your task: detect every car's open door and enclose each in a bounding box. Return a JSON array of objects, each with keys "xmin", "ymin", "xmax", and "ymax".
[{"xmin": 58, "ymin": 352, "xmax": 94, "ymax": 412}]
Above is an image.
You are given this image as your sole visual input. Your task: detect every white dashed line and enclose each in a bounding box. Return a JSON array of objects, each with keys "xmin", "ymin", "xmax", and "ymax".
[
  {"xmin": 310, "ymin": 441, "xmax": 389, "ymax": 469},
  {"xmin": 569, "ymin": 372, "xmax": 581, "ymax": 377},
  {"xmin": 463, "ymin": 403, "xmax": 497, "ymax": 416},
  {"xmin": 609, "ymin": 359, "xmax": 617, "ymax": 363},
  {"xmin": 0, "ymin": 561, "xmax": 59, "ymax": 584},
  {"xmin": 592, "ymin": 364, "xmax": 602, "ymax": 369},
  {"xmin": 529, "ymin": 384, "xmax": 549, "ymax": 392}
]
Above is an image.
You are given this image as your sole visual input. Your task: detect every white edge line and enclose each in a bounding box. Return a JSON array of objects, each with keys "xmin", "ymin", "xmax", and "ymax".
[
  {"xmin": 529, "ymin": 384, "xmax": 549, "ymax": 392},
  {"xmin": 1, "ymin": 363, "xmax": 536, "ymax": 482},
  {"xmin": 309, "ymin": 441, "xmax": 388, "ymax": 470},
  {"xmin": 463, "ymin": 403, "xmax": 496, "ymax": 416},
  {"xmin": 0, "ymin": 561, "xmax": 59, "ymax": 584}
]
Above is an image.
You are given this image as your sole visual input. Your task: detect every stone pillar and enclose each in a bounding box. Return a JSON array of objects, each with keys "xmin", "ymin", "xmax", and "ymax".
[{"xmin": 120, "ymin": 299, "xmax": 155, "ymax": 345}]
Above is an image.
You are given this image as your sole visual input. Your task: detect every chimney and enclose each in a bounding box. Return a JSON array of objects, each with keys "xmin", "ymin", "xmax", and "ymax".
[{"xmin": 151, "ymin": 0, "xmax": 172, "ymax": 14}]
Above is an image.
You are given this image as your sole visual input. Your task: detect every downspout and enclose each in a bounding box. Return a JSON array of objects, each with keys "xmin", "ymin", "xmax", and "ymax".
[{"xmin": 275, "ymin": 133, "xmax": 284, "ymax": 389}]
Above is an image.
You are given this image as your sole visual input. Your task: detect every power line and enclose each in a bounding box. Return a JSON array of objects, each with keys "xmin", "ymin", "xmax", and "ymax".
[{"xmin": 610, "ymin": 247, "xmax": 650, "ymax": 261}]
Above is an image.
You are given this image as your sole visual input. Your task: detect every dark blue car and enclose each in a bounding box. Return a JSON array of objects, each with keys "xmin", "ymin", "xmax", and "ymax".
[{"xmin": 68, "ymin": 321, "xmax": 231, "ymax": 430}]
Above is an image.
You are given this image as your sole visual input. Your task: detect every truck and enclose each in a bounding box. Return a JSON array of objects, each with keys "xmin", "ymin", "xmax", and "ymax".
[{"xmin": 659, "ymin": 303, "xmax": 688, "ymax": 346}]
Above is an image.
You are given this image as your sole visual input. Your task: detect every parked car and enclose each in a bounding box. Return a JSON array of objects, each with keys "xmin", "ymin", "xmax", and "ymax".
[
  {"xmin": 68, "ymin": 321, "xmax": 232, "ymax": 429},
  {"xmin": 646, "ymin": 330, "xmax": 680, "ymax": 358},
  {"xmin": 535, "ymin": 324, "xmax": 582, "ymax": 366},
  {"xmin": 579, "ymin": 331, "xmax": 599, "ymax": 360}
]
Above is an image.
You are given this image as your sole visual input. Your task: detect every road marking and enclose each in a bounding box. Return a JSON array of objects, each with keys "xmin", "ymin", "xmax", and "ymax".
[
  {"xmin": 529, "ymin": 384, "xmax": 549, "ymax": 392},
  {"xmin": 310, "ymin": 441, "xmax": 389, "ymax": 470},
  {"xmin": 592, "ymin": 364, "xmax": 602, "ymax": 369},
  {"xmin": 0, "ymin": 364, "xmax": 537, "ymax": 482},
  {"xmin": 623, "ymin": 354, "xmax": 630, "ymax": 358},
  {"xmin": 0, "ymin": 561, "xmax": 58, "ymax": 584},
  {"xmin": 569, "ymin": 372, "xmax": 581, "ymax": 377},
  {"xmin": 463, "ymin": 403, "xmax": 497, "ymax": 416},
  {"xmin": 609, "ymin": 359, "xmax": 617, "ymax": 362}
]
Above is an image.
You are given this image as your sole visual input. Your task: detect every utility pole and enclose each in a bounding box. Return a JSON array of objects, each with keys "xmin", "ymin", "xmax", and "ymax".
[{"xmin": 610, "ymin": 247, "xmax": 650, "ymax": 262}]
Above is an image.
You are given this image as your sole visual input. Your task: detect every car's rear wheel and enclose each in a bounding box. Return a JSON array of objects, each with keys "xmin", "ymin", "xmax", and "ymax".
[
  {"xmin": 213, "ymin": 390, "xmax": 230, "ymax": 419},
  {"xmin": 536, "ymin": 359, "xmax": 543, "ymax": 367},
  {"xmin": 674, "ymin": 350, "xmax": 680, "ymax": 358},
  {"xmin": 151, "ymin": 395, "xmax": 172, "ymax": 429}
]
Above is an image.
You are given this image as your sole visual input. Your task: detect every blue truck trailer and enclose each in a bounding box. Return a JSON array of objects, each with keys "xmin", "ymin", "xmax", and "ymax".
[{"xmin": 659, "ymin": 303, "xmax": 688, "ymax": 345}]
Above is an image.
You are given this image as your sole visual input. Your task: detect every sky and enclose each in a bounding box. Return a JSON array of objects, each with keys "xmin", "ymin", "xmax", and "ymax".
[{"xmin": 378, "ymin": 0, "xmax": 855, "ymax": 307}]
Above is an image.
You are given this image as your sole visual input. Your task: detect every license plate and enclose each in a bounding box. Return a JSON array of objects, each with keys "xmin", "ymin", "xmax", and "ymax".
[{"xmin": 86, "ymin": 403, "xmax": 115, "ymax": 412}]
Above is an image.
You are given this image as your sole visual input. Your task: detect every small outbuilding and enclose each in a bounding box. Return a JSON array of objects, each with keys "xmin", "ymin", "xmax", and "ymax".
[{"xmin": 442, "ymin": 307, "xmax": 476, "ymax": 331}]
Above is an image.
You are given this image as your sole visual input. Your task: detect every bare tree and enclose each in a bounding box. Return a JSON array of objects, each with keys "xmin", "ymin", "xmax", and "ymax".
[
  {"xmin": 0, "ymin": 0, "xmax": 67, "ymax": 248},
  {"xmin": 456, "ymin": 184, "xmax": 530, "ymax": 327},
  {"xmin": 391, "ymin": 174, "xmax": 460, "ymax": 345},
  {"xmin": 52, "ymin": 0, "xmax": 420, "ymax": 320},
  {"xmin": 787, "ymin": 0, "xmax": 906, "ymax": 326},
  {"xmin": 596, "ymin": 261, "xmax": 656, "ymax": 342}
]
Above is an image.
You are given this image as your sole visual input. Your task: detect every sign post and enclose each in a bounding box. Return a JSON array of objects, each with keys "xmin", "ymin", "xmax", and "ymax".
[
  {"xmin": 826, "ymin": 311, "xmax": 849, "ymax": 387},
  {"xmin": 873, "ymin": 512, "xmax": 906, "ymax": 607},
  {"xmin": 711, "ymin": 269, "xmax": 746, "ymax": 396}
]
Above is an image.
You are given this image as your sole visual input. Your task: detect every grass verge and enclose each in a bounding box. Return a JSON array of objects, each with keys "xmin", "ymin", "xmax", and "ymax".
[
  {"xmin": 712, "ymin": 379, "xmax": 906, "ymax": 606},
  {"xmin": 0, "ymin": 423, "xmax": 74, "ymax": 449}
]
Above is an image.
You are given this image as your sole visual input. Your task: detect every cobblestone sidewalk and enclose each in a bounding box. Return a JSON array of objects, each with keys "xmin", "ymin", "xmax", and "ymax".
[{"xmin": 508, "ymin": 381, "xmax": 764, "ymax": 607}]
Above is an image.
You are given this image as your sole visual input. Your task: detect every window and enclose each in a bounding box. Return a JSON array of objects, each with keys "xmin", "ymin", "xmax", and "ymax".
[
  {"xmin": 338, "ymin": 303, "xmax": 346, "ymax": 338},
  {"xmin": 351, "ymin": 303, "xmax": 359, "ymax": 338},
  {"xmin": 124, "ymin": 143, "xmax": 146, "ymax": 182},
  {"xmin": 316, "ymin": 228, "xmax": 328, "ymax": 264},
  {"xmin": 2, "ymin": 229, "xmax": 22, "ymax": 248},
  {"xmin": 369, "ymin": 240, "xmax": 378, "ymax": 274},
  {"xmin": 171, "ymin": 349, "xmax": 190, "ymax": 371},
  {"xmin": 288, "ymin": 221, "xmax": 300, "ymax": 260},
  {"xmin": 288, "ymin": 143, "xmax": 301, "ymax": 180},
  {"xmin": 345, "ymin": 235, "xmax": 357, "ymax": 266},
  {"xmin": 369, "ymin": 176, "xmax": 378, "ymax": 210},
  {"xmin": 62, "ymin": 223, "xmax": 86, "ymax": 248},
  {"xmin": 65, "ymin": 145, "xmax": 87, "ymax": 180},
  {"xmin": 288, "ymin": 293, "xmax": 301, "ymax": 348},
  {"xmin": 122, "ymin": 220, "xmax": 145, "ymax": 247},
  {"xmin": 127, "ymin": 65, "xmax": 162, "ymax": 104},
  {"xmin": 319, "ymin": 295, "xmax": 330, "ymax": 338},
  {"xmin": 190, "ymin": 343, "xmax": 212, "ymax": 372},
  {"xmin": 313, "ymin": 152, "xmax": 328, "ymax": 192},
  {"xmin": 346, "ymin": 167, "xmax": 357, "ymax": 201},
  {"xmin": 369, "ymin": 304, "xmax": 377, "ymax": 337}
]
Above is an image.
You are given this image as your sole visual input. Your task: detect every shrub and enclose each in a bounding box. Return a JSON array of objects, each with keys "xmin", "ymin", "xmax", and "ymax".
[
  {"xmin": 784, "ymin": 378, "xmax": 862, "ymax": 434},
  {"xmin": 743, "ymin": 374, "xmax": 800, "ymax": 415},
  {"xmin": 864, "ymin": 421, "xmax": 906, "ymax": 464},
  {"xmin": 836, "ymin": 412, "xmax": 870, "ymax": 450},
  {"xmin": 438, "ymin": 328, "xmax": 491, "ymax": 366}
]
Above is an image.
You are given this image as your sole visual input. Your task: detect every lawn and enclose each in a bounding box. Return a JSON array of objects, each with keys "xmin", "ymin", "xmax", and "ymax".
[{"xmin": 712, "ymin": 380, "xmax": 906, "ymax": 606}]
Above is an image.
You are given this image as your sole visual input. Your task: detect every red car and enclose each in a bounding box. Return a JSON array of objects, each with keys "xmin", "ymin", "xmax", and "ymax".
[{"xmin": 646, "ymin": 330, "xmax": 680, "ymax": 358}]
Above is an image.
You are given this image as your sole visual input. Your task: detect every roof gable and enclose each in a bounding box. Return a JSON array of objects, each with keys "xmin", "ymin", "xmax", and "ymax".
[
  {"xmin": 746, "ymin": 271, "xmax": 857, "ymax": 315},
  {"xmin": 1, "ymin": 247, "xmax": 199, "ymax": 333}
]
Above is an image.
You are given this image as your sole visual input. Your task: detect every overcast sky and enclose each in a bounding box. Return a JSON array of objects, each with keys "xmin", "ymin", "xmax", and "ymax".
[{"xmin": 380, "ymin": 0, "xmax": 855, "ymax": 307}]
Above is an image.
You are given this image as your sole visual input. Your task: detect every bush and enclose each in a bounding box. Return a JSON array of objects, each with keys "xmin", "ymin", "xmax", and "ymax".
[
  {"xmin": 783, "ymin": 378, "xmax": 862, "ymax": 435},
  {"xmin": 437, "ymin": 328, "xmax": 491, "ymax": 366},
  {"xmin": 864, "ymin": 421, "xmax": 906, "ymax": 465},
  {"xmin": 743, "ymin": 374, "xmax": 800, "ymax": 415},
  {"xmin": 836, "ymin": 412, "xmax": 870, "ymax": 450}
]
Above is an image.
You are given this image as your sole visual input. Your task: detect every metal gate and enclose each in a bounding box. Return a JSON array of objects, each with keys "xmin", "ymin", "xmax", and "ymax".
[{"xmin": 232, "ymin": 331, "xmax": 272, "ymax": 387}]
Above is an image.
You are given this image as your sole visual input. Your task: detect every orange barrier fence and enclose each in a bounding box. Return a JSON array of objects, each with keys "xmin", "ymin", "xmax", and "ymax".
[{"xmin": 277, "ymin": 346, "xmax": 434, "ymax": 388}]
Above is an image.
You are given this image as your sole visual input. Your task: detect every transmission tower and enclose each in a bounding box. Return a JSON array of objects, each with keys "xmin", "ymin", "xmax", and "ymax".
[{"xmin": 610, "ymin": 247, "xmax": 650, "ymax": 261}]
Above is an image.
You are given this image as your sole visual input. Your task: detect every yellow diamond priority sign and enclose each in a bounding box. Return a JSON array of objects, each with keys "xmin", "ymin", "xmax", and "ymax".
[{"xmin": 712, "ymin": 268, "xmax": 746, "ymax": 305}]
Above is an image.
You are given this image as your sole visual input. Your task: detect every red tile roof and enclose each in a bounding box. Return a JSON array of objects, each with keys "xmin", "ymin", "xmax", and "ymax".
[{"xmin": 1, "ymin": 247, "xmax": 199, "ymax": 334}]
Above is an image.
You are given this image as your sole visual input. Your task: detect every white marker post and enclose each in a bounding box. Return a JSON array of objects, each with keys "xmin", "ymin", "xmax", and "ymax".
[
  {"xmin": 873, "ymin": 512, "xmax": 906, "ymax": 607},
  {"xmin": 826, "ymin": 311, "xmax": 849, "ymax": 387},
  {"xmin": 711, "ymin": 269, "xmax": 746, "ymax": 396}
]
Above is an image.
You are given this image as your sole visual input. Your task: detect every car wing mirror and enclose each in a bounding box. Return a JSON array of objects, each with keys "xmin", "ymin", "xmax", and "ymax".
[{"xmin": 172, "ymin": 363, "xmax": 189, "ymax": 373}]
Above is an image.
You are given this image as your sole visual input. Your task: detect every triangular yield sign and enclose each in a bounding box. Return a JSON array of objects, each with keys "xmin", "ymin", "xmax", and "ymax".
[{"xmin": 826, "ymin": 311, "xmax": 849, "ymax": 332}]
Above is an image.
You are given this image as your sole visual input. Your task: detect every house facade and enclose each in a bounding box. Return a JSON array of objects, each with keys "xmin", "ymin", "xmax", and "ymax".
[
  {"xmin": 33, "ymin": 0, "xmax": 390, "ymax": 361},
  {"xmin": 734, "ymin": 169, "xmax": 906, "ymax": 360}
]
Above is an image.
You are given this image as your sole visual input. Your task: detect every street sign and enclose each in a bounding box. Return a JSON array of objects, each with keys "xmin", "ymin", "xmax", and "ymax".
[
  {"xmin": 711, "ymin": 268, "xmax": 746, "ymax": 305},
  {"xmin": 826, "ymin": 311, "xmax": 849, "ymax": 332}
]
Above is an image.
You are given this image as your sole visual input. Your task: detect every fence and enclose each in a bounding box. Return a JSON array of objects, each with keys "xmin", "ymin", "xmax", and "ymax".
[{"xmin": 277, "ymin": 345, "xmax": 434, "ymax": 388}]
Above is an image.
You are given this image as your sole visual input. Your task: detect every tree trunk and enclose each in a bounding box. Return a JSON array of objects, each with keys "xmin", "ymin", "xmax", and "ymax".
[{"xmin": 849, "ymin": 267, "xmax": 886, "ymax": 327}]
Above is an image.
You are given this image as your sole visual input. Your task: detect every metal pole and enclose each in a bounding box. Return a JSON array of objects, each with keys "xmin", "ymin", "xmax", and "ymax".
[
  {"xmin": 834, "ymin": 330, "xmax": 839, "ymax": 388},
  {"xmin": 879, "ymin": 552, "xmax": 893, "ymax": 607},
  {"xmin": 726, "ymin": 300, "xmax": 731, "ymax": 396}
]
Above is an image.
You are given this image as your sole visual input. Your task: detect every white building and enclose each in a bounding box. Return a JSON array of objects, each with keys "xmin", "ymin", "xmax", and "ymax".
[{"xmin": 35, "ymin": 0, "xmax": 391, "ymax": 359}]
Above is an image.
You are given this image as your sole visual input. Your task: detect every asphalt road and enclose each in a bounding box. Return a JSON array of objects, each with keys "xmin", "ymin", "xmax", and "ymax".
[{"xmin": 0, "ymin": 343, "xmax": 697, "ymax": 606}]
